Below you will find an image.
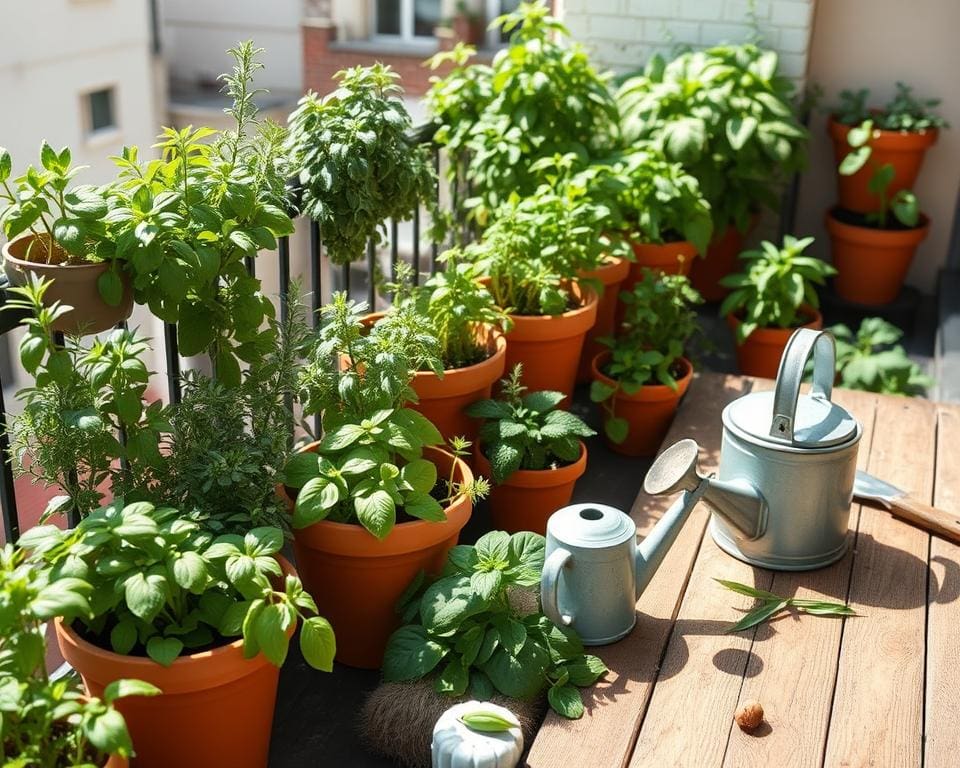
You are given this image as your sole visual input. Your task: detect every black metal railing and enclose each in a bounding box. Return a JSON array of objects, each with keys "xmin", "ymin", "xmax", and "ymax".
[{"xmin": 0, "ymin": 123, "xmax": 450, "ymax": 545}]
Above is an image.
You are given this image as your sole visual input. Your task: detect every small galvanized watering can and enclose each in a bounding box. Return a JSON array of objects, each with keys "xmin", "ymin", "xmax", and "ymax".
[{"xmin": 541, "ymin": 329, "xmax": 862, "ymax": 645}]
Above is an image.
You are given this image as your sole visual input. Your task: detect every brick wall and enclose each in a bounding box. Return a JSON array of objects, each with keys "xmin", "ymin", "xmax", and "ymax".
[{"xmin": 559, "ymin": 0, "xmax": 816, "ymax": 82}]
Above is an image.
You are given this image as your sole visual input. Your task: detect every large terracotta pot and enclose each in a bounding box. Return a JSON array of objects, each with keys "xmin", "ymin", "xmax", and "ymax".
[
  {"xmin": 474, "ymin": 441, "xmax": 587, "ymax": 535},
  {"xmin": 690, "ymin": 221, "xmax": 755, "ymax": 302},
  {"xmin": 105, "ymin": 756, "xmax": 128, "ymax": 768},
  {"xmin": 577, "ymin": 257, "xmax": 629, "ymax": 383},
  {"xmin": 825, "ymin": 208, "xmax": 930, "ymax": 306},
  {"xmin": 829, "ymin": 116, "xmax": 938, "ymax": 214},
  {"xmin": 56, "ymin": 557, "xmax": 299, "ymax": 768},
  {"xmin": 726, "ymin": 306, "xmax": 823, "ymax": 379},
  {"xmin": 617, "ymin": 240, "xmax": 698, "ymax": 326},
  {"xmin": 590, "ymin": 353, "xmax": 692, "ymax": 458},
  {"xmin": 503, "ymin": 284, "xmax": 598, "ymax": 408},
  {"xmin": 3, "ymin": 233, "xmax": 133, "ymax": 335},
  {"xmin": 412, "ymin": 330, "xmax": 507, "ymax": 446},
  {"xmin": 288, "ymin": 445, "xmax": 473, "ymax": 669}
]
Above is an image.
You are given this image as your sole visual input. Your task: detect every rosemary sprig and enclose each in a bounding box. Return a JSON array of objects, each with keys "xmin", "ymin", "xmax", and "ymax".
[{"xmin": 715, "ymin": 579, "xmax": 857, "ymax": 633}]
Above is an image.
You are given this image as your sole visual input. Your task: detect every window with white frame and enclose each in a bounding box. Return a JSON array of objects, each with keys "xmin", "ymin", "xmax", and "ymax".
[
  {"xmin": 373, "ymin": 0, "xmax": 442, "ymax": 42},
  {"xmin": 83, "ymin": 87, "xmax": 117, "ymax": 137},
  {"xmin": 485, "ymin": 0, "xmax": 520, "ymax": 48}
]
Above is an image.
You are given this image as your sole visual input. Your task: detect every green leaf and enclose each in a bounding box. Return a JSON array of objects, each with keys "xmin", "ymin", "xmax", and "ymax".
[
  {"xmin": 97, "ymin": 269, "xmax": 124, "ymax": 307},
  {"xmin": 83, "ymin": 707, "xmax": 132, "ymax": 758},
  {"xmin": 481, "ymin": 641, "xmax": 550, "ymax": 699},
  {"xmin": 293, "ymin": 477, "xmax": 339, "ymax": 528},
  {"xmin": 421, "ymin": 575, "xmax": 488, "ymax": 634},
  {"xmin": 714, "ymin": 579, "xmax": 781, "ymax": 601},
  {"xmin": 215, "ymin": 347, "xmax": 241, "ymax": 387},
  {"xmin": 470, "ymin": 670, "xmax": 495, "ymax": 700},
  {"xmin": 492, "ymin": 615, "xmax": 527, "ymax": 656},
  {"xmin": 285, "ymin": 452, "xmax": 321, "ymax": 488},
  {"xmin": 300, "ymin": 616, "xmax": 337, "ymax": 672},
  {"xmin": 604, "ymin": 416, "xmax": 629, "ymax": 444},
  {"xmin": 318, "ymin": 423, "xmax": 366, "ymax": 451},
  {"xmin": 475, "ymin": 530, "xmax": 510, "ymax": 564},
  {"xmin": 354, "ymin": 489, "xmax": 396, "ymax": 539},
  {"xmin": 383, "ymin": 624, "xmax": 448, "ymax": 681},
  {"xmin": 435, "ymin": 657, "xmax": 470, "ymax": 695},
  {"xmin": 103, "ymin": 679, "xmax": 161, "ymax": 705},
  {"xmin": 171, "ymin": 551, "xmax": 208, "ymax": 592},
  {"xmin": 470, "ymin": 569, "xmax": 503, "ymax": 601},
  {"xmin": 0, "ymin": 147, "xmax": 10, "ymax": 182},
  {"xmin": 726, "ymin": 116, "xmax": 758, "ymax": 150},
  {"xmin": 52, "ymin": 218, "xmax": 86, "ymax": 255},
  {"xmin": 562, "ymin": 654, "xmax": 607, "ymax": 687},
  {"xmin": 146, "ymin": 635, "xmax": 184, "ymax": 666},
  {"xmin": 252, "ymin": 603, "xmax": 289, "ymax": 666},
  {"xmin": 244, "ymin": 526, "xmax": 284, "ymax": 556},
  {"xmin": 548, "ymin": 683, "xmax": 585, "ymax": 719},
  {"xmin": 400, "ymin": 458, "xmax": 438, "ymax": 494},
  {"xmin": 217, "ymin": 599, "xmax": 252, "ymax": 636},
  {"xmin": 19, "ymin": 334, "xmax": 46, "ymax": 374},
  {"xmin": 507, "ymin": 531, "xmax": 545, "ymax": 586},
  {"xmin": 589, "ymin": 380, "xmax": 616, "ymax": 403},
  {"xmin": 392, "ymin": 408, "xmax": 444, "ymax": 447},
  {"xmin": 727, "ymin": 600, "xmax": 789, "ymax": 633},
  {"xmin": 454, "ymin": 625, "xmax": 485, "ymax": 666},
  {"xmin": 124, "ymin": 572, "xmax": 166, "ymax": 622},
  {"xmin": 110, "ymin": 620, "xmax": 138, "ymax": 655},
  {"xmin": 839, "ymin": 145, "xmax": 871, "ymax": 176},
  {"xmin": 521, "ymin": 390, "xmax": 565, "ymax": 413},
  {"xmin": 403, "ymin": 492, "xmax": 446, "ymax": 522},
  {"xmin": 662, "ymin": 117, "xmax": 707, "ymax": 164},
  {"xmin": 177, "ymin": 303, "xmax": 216, "ymax": 356}
]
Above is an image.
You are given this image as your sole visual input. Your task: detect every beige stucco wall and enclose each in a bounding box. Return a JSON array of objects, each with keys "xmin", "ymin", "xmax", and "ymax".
[{"xmin": 795, "ymin": 0, "xmax": 960, "ymax": 295}]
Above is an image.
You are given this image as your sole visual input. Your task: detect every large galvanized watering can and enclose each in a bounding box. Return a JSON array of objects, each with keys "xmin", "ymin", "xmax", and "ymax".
[{"xmin": 541, "ymin": 329, "xmax": 862, "ymax": 645}]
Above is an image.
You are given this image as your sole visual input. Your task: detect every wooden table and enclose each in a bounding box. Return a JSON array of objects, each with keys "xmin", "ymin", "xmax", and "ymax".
[{"xmin": 526, "ymin": 372, "xmax": 960, "ymax": 768}]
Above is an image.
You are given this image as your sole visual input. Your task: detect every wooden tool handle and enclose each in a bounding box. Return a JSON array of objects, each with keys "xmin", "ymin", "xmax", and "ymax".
[{"xmin": 887, "ymin": 496, "xmax": 960, "ymax": 544}]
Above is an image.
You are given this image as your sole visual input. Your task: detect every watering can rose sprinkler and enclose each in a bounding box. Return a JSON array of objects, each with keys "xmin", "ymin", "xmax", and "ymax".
[{"xmin": 541, "ymin": 329, "xmax": 862, "ymax": 645}]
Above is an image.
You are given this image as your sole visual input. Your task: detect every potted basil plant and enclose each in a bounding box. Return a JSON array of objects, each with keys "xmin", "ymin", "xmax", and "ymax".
[
  {"xmin": 284, "ymin": 292, "xmax": 488, "ymax": 669},
  {"xmin": 720, "ymin": 235, "xmax": 833, "ymax": 378},
  {"xmin": 590, "ymin": 270, "xmax": 702, "ymax": 457},
  {"xmin": 466, "ymin": 364, "xmax": 594, "ymax": 534},
  {"xmin": 20, "ymin": 503, "xmax": 334, "ymax": 768}
]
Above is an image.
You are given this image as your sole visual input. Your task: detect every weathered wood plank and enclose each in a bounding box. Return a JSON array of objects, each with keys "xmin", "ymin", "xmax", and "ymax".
[
  {"xmin": 526, "ymin": 373, "xmax": 754, "ymax": 768},
  {"xmin": 722, "ymin": 388, "xmax": 879, "ymax": 768},
  {"xmin": 822, "ymin": 396, "xmax": 937, "ymax": 768},
  {"xmin": 924, "ymin": 403, "xmax": 960, "ymax": 768}
]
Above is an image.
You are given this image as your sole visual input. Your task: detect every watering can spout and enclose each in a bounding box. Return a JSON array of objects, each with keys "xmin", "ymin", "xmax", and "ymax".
[{"xmin": 636, "ymin": 439, "xmax": 768, "ymax": 598}]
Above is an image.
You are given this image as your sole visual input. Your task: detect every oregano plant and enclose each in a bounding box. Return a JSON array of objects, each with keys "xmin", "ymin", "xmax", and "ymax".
[{"xmin": 383, "ymin": 531, "xmax": 607, "ymax": 718}]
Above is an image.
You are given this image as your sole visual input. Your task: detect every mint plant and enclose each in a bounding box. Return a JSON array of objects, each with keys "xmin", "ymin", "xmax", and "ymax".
[
  {"xmin": 618, "ymin": 43, "xmax": 807, "ymax": 232},
  {"xmin": 103, "ymin": 41, "xmax": 294, "ymax": 382},
  {"xmin": 383, "ymin": 531, "xmax": 607, "ymax": 718},
  {"xmin": 590, "ymin": 271, "xmax": 701, "ymax": 443},
  {"xmin": 20, "ymin": 501, "xmax": 336, "ymax": 670},
  {"xmin": 287, "ymin": 63, "xmax": 435, "ymax": 264},
  {"xmin": 426, "ymin": 1, "xmax": 618, "ymax": 226},
  {"xmin": 829, "ymin": 317, "xmax": 932, "ymax": 396},
  {"xmin": 466, "ymin": 365, "xmax": 594, "ymax": 483},
  {"xmin": 720, "ymin": 235, "xmax": 835, "ymax": 342},
  {"xmin": 833, "ymin": 83, "xmax": 947, "ymax": 132},
  {"xmin": 387, "ymin": 250, "xmax": 510, "ymax": 370},
  {"xmin": 290, "ymin": 293, "xmax": 487, "ymax": 539},
  {"xmin": 838, "ymin": 120, "xmax": 919, "ymax": 228},
  {"xmin": 0, "ymin": 543, "xmax": 159, "ymax": 765}
]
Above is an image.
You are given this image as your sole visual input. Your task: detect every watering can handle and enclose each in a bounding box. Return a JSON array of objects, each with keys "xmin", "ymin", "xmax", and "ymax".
[
  {"xmin": 541, "ymin": 548, "xmax": 574, "ymax": 627},
  {"xmin": 770, "ymin": 329, "xmax": 836, "ymax": 442}
]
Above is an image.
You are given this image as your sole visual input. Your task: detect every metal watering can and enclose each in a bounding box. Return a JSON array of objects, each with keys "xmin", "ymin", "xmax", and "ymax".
[{"xmin": 541, "ymin": 329, "xmax": 862, "ymax": 645}]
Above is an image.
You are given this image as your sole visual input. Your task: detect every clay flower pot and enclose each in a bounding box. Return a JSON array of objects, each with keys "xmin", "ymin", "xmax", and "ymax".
[
  {"xmin": 577, "ymin": 256, "xmax": 629, "ymax": 383},
  {"xmin": 3, "ymin": 233, "xmax": 133, "ymax": 335},
  {"xmin": 726, "ymin": 306, "xmax": 823, "ymax": 379},
  {"xmin": 412, "ymin": 329, "xmax": 507, "ymax": 446},
  {"xmin": 503, "ymin": 283, "xmax": 598, "ymax": 408},
  {"xmin": 288, "ymin": 445, "xmax": 473, "ymax": 669},
  {"xmin": 56, "ymin": 556, "xmax": 299, "ymax": 768},
  {"xmin": 617, "ymin": 240, "xmax": 698, "ymax": 326},
  {"xmin": 828, "ymin": 116, "xmax": 938, "ymax": 214},
  {"xmin": 590, "ymin": 353, "xmax": 692, "ymax": 457},
  {"xmin": 474, "ymin": 441, "xmax": 587, "ymax": 535},
  {"xmin": 690, "ymin": 219, "xmax": 757, "ymax": 302},
  {"xmin": 825, "ymin": 208, "xmax": 930, "ymax": 306}
]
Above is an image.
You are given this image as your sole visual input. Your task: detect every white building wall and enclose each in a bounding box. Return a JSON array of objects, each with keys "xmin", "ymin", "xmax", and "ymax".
[
  {"xmin": 558, "ymin": 0, "xmax": 815, "ymax": 82},
  {"xmin": 159, "ymin": 0, "xmax": 304, "ymax": 91}
]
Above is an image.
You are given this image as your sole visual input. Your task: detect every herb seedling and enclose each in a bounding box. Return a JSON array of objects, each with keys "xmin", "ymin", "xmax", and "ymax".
[{"xmin": 829, "ymin": 317, "xmax": 933, "ymax": 396}]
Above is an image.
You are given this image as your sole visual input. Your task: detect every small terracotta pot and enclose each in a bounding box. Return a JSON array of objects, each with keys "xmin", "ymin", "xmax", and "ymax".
[
  {"xmin": 690, "ymin": 220, "xmax": 756, "ymax": 302},
  {"xmin": 474, "ymin": 441, "xmax": 587, "ymax": 535},
  {"xmin": 56, "ymin": 556, "xmax": 298, "ymax": 768},
  {"xmin": 590, "ymin": 353, "xmax": 692, "ymax": 457},
  {"xmin": 287, "ymin": 445, "xmax": 473, "ymax": 669},
  {"xmin": 825, "ymin": 208, "xmax": 930, "ymax": 306},
  {"xmin": 3, "ymin": 233, "xmax": 133, "ymax": 335},
  {"xmin": 726, "ymin": 306, "xmax": 823, "ymax": 379},
  {"xmin": 412, "ymin": 330, "xmax": 507, "ymax": 446},
  {"xmin": 617, "ymin": 239, "xmax": 698, "ymax": 326},
  {"xmin": 577, "ymin": 257, "xmax": 630, "ymax": 383},
  {"xmin": 829, "ymin": 116, "xmax": 938, "ymax": 214},
  {"xmin": 105, "ymin": 755, "xmax": 128, "ymax": 768},
  {"xmin": 503, "ymin": 284, "xmax": 598, "ymax": 408}
]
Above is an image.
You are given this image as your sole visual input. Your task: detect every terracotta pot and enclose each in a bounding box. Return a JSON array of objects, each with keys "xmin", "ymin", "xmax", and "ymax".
[
  {"xmin": 726, "ymin": 306, "xmax": 823, "ymax": 379},
  {"xmin": 825, "ymin": 208, "xmax": 930, "ymax": 306},
  {"xmin": 56, "ymin": 556, "xmax": 299, "ymax": 768},
  {"xmin": 829, "ymin": 116, "xmax": 938, "ymax": 214},
  {"xmin": 617, "ymin": 240, "xmax": 698, "ymax": 326},
  {"xmin": 288, "ymin": 445, "xmax": 473, "ymax": 669},
  {"xmin": 3, "ymin": 233, "xmax": 133, "ymax": 335},
  {"xmin": 105, "ymin": 756, "xmax": 128, "ymax": 768},
  {"xmin": 590, "ymin": 353, "xmax": 692, "ymax": 457},
  {"xmin": 474, "ymin": 441, "xmax": 587, "ymax": 535},
  {"xmin": 577, "ymin": 257, "xmax": 630, "ymax": 383},
  {"xmin": 503, "ymin": 284, "xmax": 598, "ymax": 408},
  {"xmin": 412, "ymin": 330, "xmax": 507, "ymax": 446},
  {"xmin": 690, "ymin": 221, "xmax": 755, "ymax": 302}
]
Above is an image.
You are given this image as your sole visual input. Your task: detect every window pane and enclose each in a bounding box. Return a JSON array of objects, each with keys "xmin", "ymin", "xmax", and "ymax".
[
  {"xmin": 376, "ymin": 0, "xmax": 401, "ymax": 35},
  {"xmin": 88, "ymin": 88, "xmax": 115, "ymax": 132},
  {"xmin": 413, "ymin": 0, "xmax": 440, "ymax": 37}
]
